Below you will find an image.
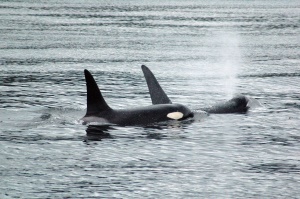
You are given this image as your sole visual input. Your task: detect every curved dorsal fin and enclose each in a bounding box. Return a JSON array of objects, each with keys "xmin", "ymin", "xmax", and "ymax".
[
  {"xmin": 141, "ymin": 65, "xmax": 172, "ymax": 104},
  {"xmin": 84, "ymin": 69, "xmax": 111, "ymax": 116}
]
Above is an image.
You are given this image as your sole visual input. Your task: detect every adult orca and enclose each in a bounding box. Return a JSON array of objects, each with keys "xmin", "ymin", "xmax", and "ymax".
[
  {"xmin": 81, "ymin": 69, "xmax": 193, "ymax": 126},
  {"xmin": 141, "ymin": 65, "xmax": 249, "ymax": 114}
]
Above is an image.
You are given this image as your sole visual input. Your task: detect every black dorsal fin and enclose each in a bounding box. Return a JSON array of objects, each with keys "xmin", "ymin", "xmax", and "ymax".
[
  {"xmin": 141, "ymin": 65, "xmax": 172, "ymax": 104},
  {"xmin": 84, "ymin": 69, "xmax": 111, "ymax": 116}
]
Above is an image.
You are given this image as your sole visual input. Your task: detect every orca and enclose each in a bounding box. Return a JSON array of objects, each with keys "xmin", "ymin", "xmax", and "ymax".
[
  {"xmin": 200, "ymin": 95, "xmax": 249, "ymax": 114},
  {"xmin": 81, "ymin": 69, "xmax": 194, "ymax": 126},
  {"xmin": 141, "ymin": 65, "xmax": 249, "ymax": 114}
]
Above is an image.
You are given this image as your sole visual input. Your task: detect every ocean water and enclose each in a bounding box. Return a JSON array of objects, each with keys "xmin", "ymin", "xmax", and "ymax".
[{"xmin": 0, "ymin": 0, "xmax": 299, "ymax": 198}]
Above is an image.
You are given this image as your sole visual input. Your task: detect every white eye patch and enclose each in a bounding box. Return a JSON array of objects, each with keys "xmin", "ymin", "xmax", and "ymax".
[{"xmin": 167, "ymin": 112, "xmax": 184, "ymax": 120}]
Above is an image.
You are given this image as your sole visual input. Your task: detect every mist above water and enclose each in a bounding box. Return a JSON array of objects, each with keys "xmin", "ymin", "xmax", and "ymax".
[{"xmin": 216, "ymin": 31, "xmax": 242, "ymax": 99}]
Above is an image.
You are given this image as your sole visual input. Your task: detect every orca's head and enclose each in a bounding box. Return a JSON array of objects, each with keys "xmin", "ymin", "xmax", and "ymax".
[{"xmin": 231, "ymin": 96, "xmax": 249, "ymax": 113}]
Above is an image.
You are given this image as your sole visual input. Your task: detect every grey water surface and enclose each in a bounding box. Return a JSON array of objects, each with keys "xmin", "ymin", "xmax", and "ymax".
[{"xmin": 0, "ymin": 0, "xmax": 299, "ymax": 198}]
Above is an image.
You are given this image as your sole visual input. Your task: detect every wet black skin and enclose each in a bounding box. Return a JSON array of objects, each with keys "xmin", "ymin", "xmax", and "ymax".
[
  {"xmin": 201, "ymin": 95, "xmax": 249, "ymax": 114},
  {"xmin": 83, "ymin": 103, "xmax": 193, "ymax": 126},
  {"xmin": 81, "ymin": 69, "xmax": 193, "ymax": 126}
]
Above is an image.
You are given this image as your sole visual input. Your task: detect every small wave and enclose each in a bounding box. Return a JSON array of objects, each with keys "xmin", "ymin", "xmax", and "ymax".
[
  {"xmin": 265, "ymin": 23, "xmax": 299, "ymax": 30},
  {"xmin": 0, "ymin": 58, "xmax": 106, "ymax": 66},
  {"xmin": 0, "ymin": 133, "xmax": 84, "ymax": 143},
  {"xmin": 248, "ymin": 163, "xmax": 300, "ymax": 174},
  {"xmin": 284, "ymin": 102, "xmax": 300, "ymax": 109},
  {"xmin": 89, "ymin": 162, "xmax": 180, "ymax": 169},
  {"xmin": 241, "ymin": 133, "xmax": 299, "ymax": 146},
  {"xmin": 240, "ymin": 72, "xmax": 300, "ymax": 78}
]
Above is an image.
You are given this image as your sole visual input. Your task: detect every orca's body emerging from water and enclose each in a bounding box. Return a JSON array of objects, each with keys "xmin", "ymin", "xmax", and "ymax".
[
  {"xmin": 141, "ymin": 65, "xmax": 249, "ymax": 114},
  {"xmin": 81, "ymin": 69, "xmax": 193, "ymax": 126},
  {"xmin": 201, "ymin": 95, "xmax": 249, "ymax": 114}
]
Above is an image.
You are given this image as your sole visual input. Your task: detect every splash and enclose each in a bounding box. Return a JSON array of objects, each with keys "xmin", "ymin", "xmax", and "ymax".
[{"xmin": 217, "ymin": 31, "xmax": 242, "ymax": 99}]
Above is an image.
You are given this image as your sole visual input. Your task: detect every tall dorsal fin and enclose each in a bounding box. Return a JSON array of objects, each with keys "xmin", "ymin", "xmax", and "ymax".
[
  {"xmin": 84, "ymin": 69, "xmax": 111, "ymax": 116},
  {"xmin": 141, "ymin": 65, "xmax": 172, "ymax": 104}
]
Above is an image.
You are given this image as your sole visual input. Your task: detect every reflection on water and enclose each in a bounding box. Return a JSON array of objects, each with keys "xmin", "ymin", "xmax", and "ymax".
[{"xmin": 85, "ymin": 125, "xmax": 114, "ymax": 141}]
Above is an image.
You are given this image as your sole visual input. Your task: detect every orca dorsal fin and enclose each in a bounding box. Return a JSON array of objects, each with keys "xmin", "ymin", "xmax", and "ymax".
[
  {"xmin": 141, "ymin": 65, "xmax": 172, "ymax": 104},
  {"xmin": 84, "ymin": 69, "xmax": 111, "ymax": 116}
]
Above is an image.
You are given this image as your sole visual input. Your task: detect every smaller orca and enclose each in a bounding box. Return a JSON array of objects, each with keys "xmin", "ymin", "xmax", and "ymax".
[
  {"xmin": 141, "ymin": 65, "xmax": 249, "ymax": 114},
  {"xmin": 81, "ymin": 69, "xmax": 193, "ymax": 126},
  {"xmin": 200, "ymin": 95, "xmax": 249, "ymax": 114}
]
